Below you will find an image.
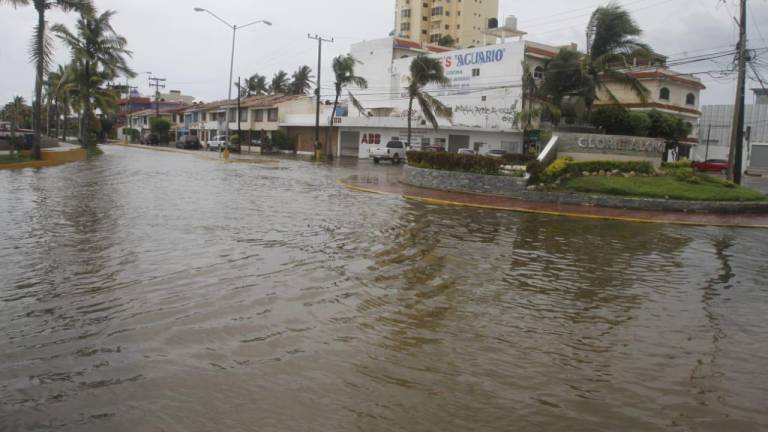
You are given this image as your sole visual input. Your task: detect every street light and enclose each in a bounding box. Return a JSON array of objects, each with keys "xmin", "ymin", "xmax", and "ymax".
[{"xmin": 193, "ymin": 7, "xmax": 272, "ymax": 101}]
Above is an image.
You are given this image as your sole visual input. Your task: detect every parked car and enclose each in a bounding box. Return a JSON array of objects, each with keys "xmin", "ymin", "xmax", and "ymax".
[
  {"xmin": 422, "ymin": 145, "xmax": 446, "ymax": 153},
  {"xmin": 142, "ymin": 133, "xmax": 159, "ymax": 146},
  {"xmin": 370, "ymin": 140, "xmax": 406, "ymax": 164},
  {"xmin": 486, "ymin": 149, "xmax": 508, "ymax": 158},
  {"xmin": 458, "ymin": 148, "xmax": 476, "ymax": 156},
  {"xmin": 207, "ymin": 135, "xmax": 228, "ymax": 151},
  {"xmin": 176, "ymin": 135, "xmax": 202, "ymax": 150},
  {"xmin": 692, "ymin": 159, "xmax": 729, "ymax": 174}
]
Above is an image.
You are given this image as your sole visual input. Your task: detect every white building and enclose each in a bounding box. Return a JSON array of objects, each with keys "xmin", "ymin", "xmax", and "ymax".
[
  {"xmin": 699, "ymin": 92, "xmax": 768, "ymax": 172},
  {"xmin": 336, "ymin": 36, "xmax": 552, "ymax": 158}
]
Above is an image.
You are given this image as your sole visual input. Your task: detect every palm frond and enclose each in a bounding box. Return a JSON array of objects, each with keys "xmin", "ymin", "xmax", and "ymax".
[
  {"xmin": 29, "ymin": 21, "xmax": 53, "ymax": 73},
  {"xmin": 348, "ymin": 91, "xmax": 368, "ymax": 117}
]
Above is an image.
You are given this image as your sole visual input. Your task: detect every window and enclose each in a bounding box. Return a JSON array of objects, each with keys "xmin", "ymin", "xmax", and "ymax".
[
  {"xmin": 387, "ymin": 141, "xmax": 404, "ymax": 149},
  {"xmin": 401, "ymin": 22, "xmax": 410, "ymax": 31},
  {"xmin": 659, "ymin": 87, "xmax": 670, "ymax": 101},
  {"xmin": 254, "ymin": 109, "xmax": 264, "ymax": 122},
  {"xmin": 401, "ymin": 9, "xmax": 411, "ymax": 18},
  {"xmin": 267, "ymin": 108, "xmax": 278, "ymax": 122},
  {"xmin": 239, "ymin": 108, "xmax": 248, "ymax": 122},
  {"xmin": 228, "ymin": 108, "xmax": 237, "ymax": 120},
  {"xmin": 430, "ymin": 34, "xmax": 441, "ymax": 43},
  {"xmin": 686, "ymin": 93, "xmax": 696, "ymax": 106},
  {"xmin": 431, "ymin": 6, "xmax": 443, "ymax": 16},
  {"xmin": 472, "ymin": 68, "xmax": 480, "ymax": 77},
  {"xmin": 201, "ymin": 113, "xmax": 207, "ymax": 122},
  {"xmin": 534, "ymin": 66, "xmax": 544, "ymax": 80}
]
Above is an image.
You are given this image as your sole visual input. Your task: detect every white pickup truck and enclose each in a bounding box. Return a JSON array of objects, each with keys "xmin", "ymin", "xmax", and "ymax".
[
  {"xmin": 369, "ymin": 140, "xmax": 406, "ymax": 164},
  {"xmin": 207, "ymin": 135, "xmax": 228, "ymax": 152}
]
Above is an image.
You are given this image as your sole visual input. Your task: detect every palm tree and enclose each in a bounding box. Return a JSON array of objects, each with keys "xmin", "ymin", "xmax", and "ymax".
[
  {"xmin": 405, "ymin": 55, "xmax": 452, "ymax": 147},
  {"xmin": 289, "ymin": 65, "xmax": 314, "ymax": 95},
  {"xmin": 584, "ymin": 2, "xmax": 651, "ymax": 110},
  {"xmin": 325, "ymin": 55, "xmax": 368, "ymax": 155},
  {"xmin": 0, "ymin": 0, "xmax": 91, "ymax": 159},
  {"xmin": 52, "ymin": 7, "xmax": 134, "ymax": 148},
  {"xmin": 269, "ymin": 70, "xmax": 290, "ymax": 95},
  {"xmin": 239, "ymin": 73, "xmax": 268, "ymax": 97}
]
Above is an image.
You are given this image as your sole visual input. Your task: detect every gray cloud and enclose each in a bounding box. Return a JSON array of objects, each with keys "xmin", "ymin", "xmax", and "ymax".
[{"xmin": 1, "ymin": 0, "xmax": 766, "ymax": 106}]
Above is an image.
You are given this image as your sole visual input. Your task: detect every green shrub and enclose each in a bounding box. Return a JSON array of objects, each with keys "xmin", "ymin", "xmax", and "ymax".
[
  {"xmin": 271, "ymin": 130, "xmax": 294, "ymax": 150},
  {"xmin": 229, "ymin": 134, "xmax": 240, "ymax": 145},
  {"xmin": 150, "ymin": 118, "xmax": 171, "ymax": 143},
  {"xmin": 542, "ymin": 157, "xmax": 573, "ymax": 180},
  {"xmin": 662, "ymin": 160, "xmax": 692, "ymax": 169},
  {"xmin": 526, "ymin": 159, "xmax": 545, "ymax": 184},
  {"xmin": 500, "ymin": 153, "xmax": 535, "ymax": 165},
  {"xmin": 673, "ymin": 167, "xmax": 695, "ymax": 181},
  {"xmin": 124, "ymin": 128, "xmax": 140, "ymax": 143},
  {"xmin": 541, "ymin": 158, "xmax": 656, "ymax": 183},
  {"xmin": 407, "ymin": 151, "xmax": 504, "ymax": 175}
]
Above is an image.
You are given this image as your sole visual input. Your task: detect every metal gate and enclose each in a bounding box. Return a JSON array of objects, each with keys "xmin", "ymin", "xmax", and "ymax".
[
  {"xmin": 340, "ymin": 131, "xmax": 360, "ymax": 158},
  {"xmin": 448, "ymin": 135, "xmax": 470, "ymax": 153},
  {"xmin": 750, "ymin": 144, "xmax": 768, "ymax": 168}
]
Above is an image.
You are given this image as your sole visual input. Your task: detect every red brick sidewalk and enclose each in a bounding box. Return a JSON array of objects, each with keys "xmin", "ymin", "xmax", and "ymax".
[{"xmin": 339, "ymin": 174, "xmax": 768, "ymax": 228}]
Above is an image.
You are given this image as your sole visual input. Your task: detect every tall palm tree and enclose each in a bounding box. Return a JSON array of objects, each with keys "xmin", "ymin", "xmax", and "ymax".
[
  {"xmin": 240, "ymin": 73, "xmax": 268, "ymax": 97},
  {"xmin": 269, "ymin": 70, "xmax": 290, "ymax": 95},
  {"xmin": 0, "ymin": 0, "xmax": 91, "ymax": 159},
  {"xmin": 289, "ymin": 65, "xmax": 314, "ymax": 95},
  {"xmin": 325, "ymin": 55, "xmax": 368, "ymax": 156},
  {"xmin": 584, "ymin": 2, "xmax": 651, "ymax": 110},
  {"xmin": 406, "ymin": 55, "xmax": 452, "ymax": 147},
  {"xmin": 53, "ymin": 7, "xmax": 134, "ymax": 147}
]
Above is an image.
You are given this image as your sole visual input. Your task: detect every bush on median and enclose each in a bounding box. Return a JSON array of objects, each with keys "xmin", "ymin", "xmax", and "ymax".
[
  {"xmin": 407, "ymin": 151, "xmax": 504, "ymax": 176},
  {"xmin": 541, "ymin": 157, "xmax": 656, "ymax": 183}
]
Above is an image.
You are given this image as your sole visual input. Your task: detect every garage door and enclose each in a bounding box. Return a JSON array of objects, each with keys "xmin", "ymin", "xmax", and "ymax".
[
  {"xmin": 340, "ymin": 131, "xmax": 360, "ymax": 158},
  {"xmin": 448, "ymin": 135, "xmax": 470, "ymax": 153},
  {"xmin": 750, "ymin": 144, "xmax": 768, "ymax": 168}
]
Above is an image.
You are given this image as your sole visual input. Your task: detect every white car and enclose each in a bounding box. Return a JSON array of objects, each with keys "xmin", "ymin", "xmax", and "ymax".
[
  {"xmin": 486, "ymin": 149, "xmax": 508, "ymax": 158},
  {"xmin": 370, "ymin": 140, "xmax": 407, "ymax": 164},
  {"xmin": 458, "ymin": 148, "xmax": 476, "ymax": 156},
  {"xmin": 207, "ymin": 135, "xmax": 228, "ymax": 151}
]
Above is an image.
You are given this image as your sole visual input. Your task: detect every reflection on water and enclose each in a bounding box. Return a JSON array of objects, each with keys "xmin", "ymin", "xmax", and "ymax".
[{"xmin": 0, "ymin": 146, "xmax": 766, "ymax": 431}]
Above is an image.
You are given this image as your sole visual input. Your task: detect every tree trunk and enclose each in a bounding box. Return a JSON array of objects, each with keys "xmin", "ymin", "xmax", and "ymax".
[
  {"xmin": 407, "ymin": 95, "xmax": 414, "ymax": 148},
  {"xmin": 326, "ymin": 90, "xmax": 340, "ymax": 159},
  {"xmin": 80, "ymin": 62, "xmax": 91, "ymax": 149},
  {"xmin": 32, "ymin": 8, "xmax": 45, "ymax": 160},
  {"xmin": 55, "ymin": 98, "xmax": 61, "ymax": 140}
]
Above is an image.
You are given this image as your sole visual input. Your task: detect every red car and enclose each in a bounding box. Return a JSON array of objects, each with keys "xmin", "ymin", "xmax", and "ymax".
[{"xmin": 692, "ymin": 159, "xmax": 729, "ymax": 174}]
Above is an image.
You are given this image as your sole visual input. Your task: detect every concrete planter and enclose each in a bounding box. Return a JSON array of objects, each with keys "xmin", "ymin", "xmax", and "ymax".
[
  {"xmin": 402, "ymin": 165, "xmax": 768, "ymax": 214},
  {"xmin": 520, "ymin": 190, "xmax": 768, "ymax": 214},
  {"xmin": 403, "ymin": 165, "xmax": 528, "ymax": 198}
]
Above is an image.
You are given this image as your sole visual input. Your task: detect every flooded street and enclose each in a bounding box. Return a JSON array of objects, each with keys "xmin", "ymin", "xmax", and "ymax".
[{"xmin": 1, "ymin": 145, "xmax": 767, "ymax": 431}]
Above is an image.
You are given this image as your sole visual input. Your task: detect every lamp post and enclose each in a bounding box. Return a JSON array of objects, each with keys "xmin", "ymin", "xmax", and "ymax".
[{"xmin": 193, "ymin": 7, "xmax": 271, "ymax": 101}]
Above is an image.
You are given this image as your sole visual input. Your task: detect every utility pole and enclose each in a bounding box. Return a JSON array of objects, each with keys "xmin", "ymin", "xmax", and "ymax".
[
  {"xmin": 727, "ymin": 0, "xmax": 747, "ymax": 185},
  {"xmin": 148, "ymin": 76, "xmax": 167, "ymax": 119},
  {"xmin": 237, "ymin": 76, "xmax": 242, "ymax": 153},
  {"xmin": 308, "ymin": 33, "xmax": 333, "ymax": 161},
  {"xmin": 704, "ymin": 124, "xmax": 712, "ymax": 162}
]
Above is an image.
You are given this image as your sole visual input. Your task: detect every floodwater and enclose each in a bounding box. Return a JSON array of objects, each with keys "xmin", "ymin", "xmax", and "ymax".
[{"xmin": 1, "ymin": 146, "xmax": 767, "ymax": 431}]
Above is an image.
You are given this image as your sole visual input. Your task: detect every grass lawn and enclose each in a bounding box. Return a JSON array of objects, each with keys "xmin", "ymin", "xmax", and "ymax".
[
  {"xmin": 0, "ymin": 154, "xmax": 29, "ymax": 164},
  {"xmin": 561, "ymin": 175, "xmax": 767, "ymax": 202}
]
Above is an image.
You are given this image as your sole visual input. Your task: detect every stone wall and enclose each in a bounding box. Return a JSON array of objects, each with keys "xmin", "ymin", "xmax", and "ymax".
[
  {"xmin": 520, "ymin": 190, "xmax": 768, "ymax": 214},
  {"xmin": 403, "ymin": 165, "xmax": 528, "ymax": 198}
]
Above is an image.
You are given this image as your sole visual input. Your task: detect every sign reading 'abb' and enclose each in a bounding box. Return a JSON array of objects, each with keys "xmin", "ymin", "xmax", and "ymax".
[{"xmin": 361, "ymin": 134, "xmax": 381, "ymax": 145}]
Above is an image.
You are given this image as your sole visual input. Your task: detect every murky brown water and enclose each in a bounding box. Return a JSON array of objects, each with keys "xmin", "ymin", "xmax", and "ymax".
[{"xmin": 1, "ymin": 145, "xmax": 767, "ymax": 431}]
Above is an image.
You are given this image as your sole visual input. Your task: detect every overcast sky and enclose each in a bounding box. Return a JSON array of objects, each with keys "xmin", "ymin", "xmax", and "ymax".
[{"xmin": 1, "ymin": 0, "xmax": 767, "ymax": 106}]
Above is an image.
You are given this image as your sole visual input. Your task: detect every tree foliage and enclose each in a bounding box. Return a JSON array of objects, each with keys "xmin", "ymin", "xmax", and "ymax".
[
  {"xmin": 406, "ymin": 55, "xmax": 453, "ymax": 145},
  {"xmin": 289, "ymin": 65, "xmax": 314, "ymax": 95}
]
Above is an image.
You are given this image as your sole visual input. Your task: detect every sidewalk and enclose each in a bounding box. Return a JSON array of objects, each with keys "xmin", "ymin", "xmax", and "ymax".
[{"xmin": 339, "ymin": 173, "xmax": 768, "ymax": 229}]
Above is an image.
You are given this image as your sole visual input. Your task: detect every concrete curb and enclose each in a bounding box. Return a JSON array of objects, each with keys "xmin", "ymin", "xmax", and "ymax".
[{"xmin": 402, "ymin": 165, "xmax": 768, "ymax": 215}]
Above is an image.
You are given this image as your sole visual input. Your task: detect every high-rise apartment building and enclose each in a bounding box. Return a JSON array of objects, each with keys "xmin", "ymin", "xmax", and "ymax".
[{"xmin": 394, "ymin": 0, "xmax": 499, "ymax": 48}]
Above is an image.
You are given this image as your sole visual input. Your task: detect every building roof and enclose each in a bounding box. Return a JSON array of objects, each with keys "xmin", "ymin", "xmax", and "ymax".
[
  {"xmin": 118, "ymin": 97, "xmax": 151, "ymax": 105},
  {"xmin": 626, "ymin": 68, "xmax": 706, "ymax": 90},
  {"xmin": 393, "ymin": 37, "xmax": 452, "ymax": 53}
]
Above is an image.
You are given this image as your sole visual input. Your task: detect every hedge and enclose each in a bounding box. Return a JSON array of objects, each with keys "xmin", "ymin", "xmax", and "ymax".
[
  {"xmin": 406, "ymin": 151, "xmax": 503, "ymax": 175},
  {"xmin": 542, "ymin": 157, "xmax": 655, "ymax": 183}
]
